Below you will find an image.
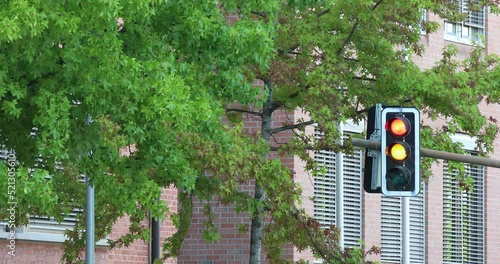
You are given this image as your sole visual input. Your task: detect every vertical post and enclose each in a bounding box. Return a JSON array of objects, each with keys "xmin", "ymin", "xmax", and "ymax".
[
  {"xmin": 402, "ymin": 196, "xmax": 410, "ymax": 264},
  {"xmin": 400, "ymin": 46, "xmax": 412, "ymax": 263},
  {"xmin": 371, "ymin": 103, "xmax": 382, "ymax": 190},
  {"xmin": 85, "ymin": 115, "xmax": 95, "ymax": 264},
  {"xmin": 85, "ymin": 177, "xmax": 95, "ymax": 264},
  {"xmin": 336, "ymin": 123, "xmax": 344, "ymax": 248},
  {"xmin": 151, "ymin": 196, "xmax": 161, "ymax": 263}
]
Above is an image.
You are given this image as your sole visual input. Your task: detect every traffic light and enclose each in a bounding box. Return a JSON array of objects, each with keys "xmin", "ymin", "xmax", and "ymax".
[{"xmin": 381, "ymin": 107, "xmax": 420, "ymax": 196}]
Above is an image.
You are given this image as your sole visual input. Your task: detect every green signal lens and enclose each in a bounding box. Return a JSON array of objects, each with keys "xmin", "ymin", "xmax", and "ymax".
[{"xmin": 387, "ymin": 166, "xmax": 411, "ymax": 187}]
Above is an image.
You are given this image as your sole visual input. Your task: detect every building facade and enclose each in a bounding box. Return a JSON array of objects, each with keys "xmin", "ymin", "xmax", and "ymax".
[{"xmin": 2, "ymin": 5, "xmax": 500, "ymax": 264}]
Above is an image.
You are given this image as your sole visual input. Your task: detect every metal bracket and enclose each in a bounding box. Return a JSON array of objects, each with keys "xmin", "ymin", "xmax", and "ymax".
[{"xmin": 368, "ymin": 104, "xmax": 382, "ymax": 190}]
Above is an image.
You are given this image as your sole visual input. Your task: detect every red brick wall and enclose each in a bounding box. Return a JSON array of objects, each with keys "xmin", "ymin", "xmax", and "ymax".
[
  {"xmin": 291, "ymin": 111, "xmax": 315, "ymax": 263},
  {"xmin": 362, "ymin": 193, "xmax": 382, "ymax": 263},
  {"xmin": 425, "ymin": 163, "xmax": 445, "ymax": 264},
  {"xmin": 177, "ymin": 200, "xmax": 254, "ymax": 264},
  {"xmin": 178, "ymin": 109, "xmax": 301, "ymax": 264},
  {"xmin": 481, "ymin": 102, "xmax": 500, "ymax": 264}
]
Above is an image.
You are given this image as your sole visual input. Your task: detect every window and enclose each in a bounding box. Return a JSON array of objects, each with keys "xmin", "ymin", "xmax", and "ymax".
[
  {"xmin": 0, "ymin": 147, "xmax": 84, "ymax": 243},
  {"xmin": 314, "ymin": 128, "xmax": 363, "ymax": 249},
  {"xmin": 380, "ymin": 191, "xmax": 425, "ymax": 263},
  {"xmin": 420, "ymin": 9, "xmax": 428, "ymax": 34},
  {"xmin": 444, "ymin": 0, "xmax": 485, "ymax": 43},
  {"xmin": 442, "ymin": 161, "xmax": 484, "ymax": 264}
]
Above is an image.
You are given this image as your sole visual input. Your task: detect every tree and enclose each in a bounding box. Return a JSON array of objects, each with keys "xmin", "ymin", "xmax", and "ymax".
[
  {"xmin": 1, "ymin": 1, "xmax": 500, "ymax": 264},
  {"xmin": 0, "ymin": 1, "xmax": 280, "ymax": 263},
  {"xmin": 223, "ymin": 0, "xmax": 500, "ymax": 263}
]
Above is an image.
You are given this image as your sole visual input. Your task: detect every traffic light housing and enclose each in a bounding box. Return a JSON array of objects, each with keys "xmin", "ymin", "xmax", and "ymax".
[
  {"xmin": 364, "ymin": 105, "xmax": 382, "ymax": 193},
  {"xmin": 381, "ymin": 107, "xmax": 420, "ymax": 196}
]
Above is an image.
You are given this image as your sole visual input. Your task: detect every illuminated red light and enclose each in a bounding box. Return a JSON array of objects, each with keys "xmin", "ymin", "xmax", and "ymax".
[{"xmin": 386, "ymin": 117, "xmax": 410, "ymax": 137}]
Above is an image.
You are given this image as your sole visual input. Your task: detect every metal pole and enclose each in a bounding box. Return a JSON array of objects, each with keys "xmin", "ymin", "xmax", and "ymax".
[
  {"xmin": 402, "ymin": 197, "xmax": 410, "ymax": 264},
  {"xmin": 85, "ymin": 115, "xmax": 95, "ymax": 264},
  {"xmin": 85, "ymin": 177, "xmax": 95, "ymax": 264},
  {"xmin": 351, "ymin": 138, "xmax": 500, "ymax": 168},
  {"xmin": 151, "ymin": 196, "xmax": 161, "ymax": 263},
  {"xmin": 336, "ymin": 123, "xmax": 344, "ymax": 248}
]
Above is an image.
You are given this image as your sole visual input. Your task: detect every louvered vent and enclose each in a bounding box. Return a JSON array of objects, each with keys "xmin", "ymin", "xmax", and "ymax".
[
  {"xmin": 443, "ymin": 162, "xmax": 484, "ymax": 264},
  {"xmin": 313, "ymin": 130, "xmax": 362, "ymax": 249},
  {"xmin": 381, "ymin": 190, "xmax": 425, "ymax": 263}
]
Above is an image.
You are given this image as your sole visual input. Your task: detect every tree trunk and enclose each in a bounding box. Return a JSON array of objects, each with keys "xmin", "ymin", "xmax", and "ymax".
[{"xmin": 249, "ymin": 79, "xmax": 274, "ymax": 264}]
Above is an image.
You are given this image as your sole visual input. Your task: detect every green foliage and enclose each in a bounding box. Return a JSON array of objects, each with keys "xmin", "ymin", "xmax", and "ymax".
[
  {"xmin": 0, "ymin": 0, "xmax": 277, "ymax": 263},
  {"xmin": 1, "ymin": 0, "xmax": 500, "ymax": 263}
]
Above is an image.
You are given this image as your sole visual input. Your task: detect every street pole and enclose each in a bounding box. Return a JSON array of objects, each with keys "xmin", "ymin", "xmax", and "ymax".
[
  {"xmin": 85, "ymin": 115, "xmax": 95, "ymax": 264},
  {"xmin": 151, "ymin": 196, "xmax": 161, "ymax": 264},
  {"xmin": 336, "ymin": 123, "xmax": 344, "ymax": 248},
  {"xmin": 351, "ymin": 138, "xmax": 500, "ymax": 168},
  {"xmin": 85, "ymin": 176, "xmax": 95, "ymax": 264},
  {"xmin": 402, "ymin": 197, "xmax": 410, "ymax": 264}
]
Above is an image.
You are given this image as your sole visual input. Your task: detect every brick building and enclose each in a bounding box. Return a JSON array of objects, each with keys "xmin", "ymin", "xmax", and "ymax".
[
  {"xmin": 178, "ymin": 7, "xmax": 500, "ymax": 264},
  {"xmin": 2, "ymin": 5, "xmax": 500, "ymax": 264},
  {"xmin": 178, "ymin": 5, "xmax": 500, "ymax": 264}
]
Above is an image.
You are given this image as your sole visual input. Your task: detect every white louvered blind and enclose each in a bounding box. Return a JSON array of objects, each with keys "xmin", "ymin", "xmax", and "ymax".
[
  {"xmin": 314, "ymin": 148, "xmax": 336, "ymax": 227},
  {"xmin": 381, "ymin": 190, "xmax": 425, "ymax": 263},
  {"xmin": 313, "ymin": 130, "xmax": 363, "ymax": 249},
  {"xmin": 342, "ymin": 149, "xmax": 363, "ymax": 247},
  {"xmin": 312, "ymin": 150, "xmax": 333, "ymax": 264},
  {"xmin": 381, "ymin": 196, "xmax": 402, "ymax": 263},
  {"xmin": 27, "ymin": 208, "xmax": 81, "ymax": 233},
  {"xmin": 443, "ymin": 162, "xmax": 484, "ymax": 264},
  {"xmin": 409, "ymin": 192, "xmax": 425, "ymax": 262},
  {"xmin": 0, "ymin": 147, "xmax": 81, "ymax": 235}
]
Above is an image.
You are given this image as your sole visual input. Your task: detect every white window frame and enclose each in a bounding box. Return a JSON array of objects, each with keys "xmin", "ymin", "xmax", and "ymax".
[{"xmin": 444, "ymin": 0, "xmax": 486, "ymax": 44}]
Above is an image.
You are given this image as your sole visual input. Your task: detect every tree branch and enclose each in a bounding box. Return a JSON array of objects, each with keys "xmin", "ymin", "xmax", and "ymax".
[
  {"xmin": 336, "ymin": 19, "xmax": 359, "ymax": 57},
  {"xmin": 316, "ymin": 9, "xmax": 331, "ymax": 18},
  {"xmin": 335, "ymin": 0, "xmax": 384, "ymax": 57},
  {"xmin": 225, "ymin": 108, "xmax": 262, "ymax": 117},
  {"xmin": 250, "ymin": 11, "xmax": 266, "ymax": 18},
  {"xmin": 271, "ymin": 120, "xmax": 315, "ymax": 134},
  {"xmin": 344, "ymin": 57, "xmax": 359, "ymax": 62},
  {"xmin": 292, "ymin": 211, "xmax": 329, "ymax": 260}
]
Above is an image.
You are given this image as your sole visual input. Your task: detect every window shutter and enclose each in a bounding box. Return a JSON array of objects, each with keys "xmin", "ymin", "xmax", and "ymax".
[
  {"xmin": 314, "ymin": 148, "xmax": 337, "ymax": 228},
  {"xmin": 27, "ymin": 208, "xmax": 81, "ymax": 233},
  {"xmin": 463, "ymin": 0, "xmax": 485, "ymax": 27},
  {"xmin": 381, "ymin": 196, "xmax": 402, "ymax": 263},
  {"xmin": 341, "ymin": 146, "xmax": 363, "ymax": 247},
  {"xmin": 409, "ymin": 191, "xmax": 425, "ymax": 262},
  {"xmin": 443, "ymin": 162, "xmax": 484, "ymax": 264},
  {"xmin": 313, "ymin": 130, "xmax": 363, "ymax": 248},
  {"xmin": 381, "ymin": 191, "xmax": 425, "ymax": 263}
]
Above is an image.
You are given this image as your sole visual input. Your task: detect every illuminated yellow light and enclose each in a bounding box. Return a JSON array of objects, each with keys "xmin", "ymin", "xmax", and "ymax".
[
  {"xmin": 389, "ymin": 118, "xmax": 409, "ymax": 137},
  {"xmin": 390, "ymin": 143, "xmax": 408, "ymax": 161}
]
